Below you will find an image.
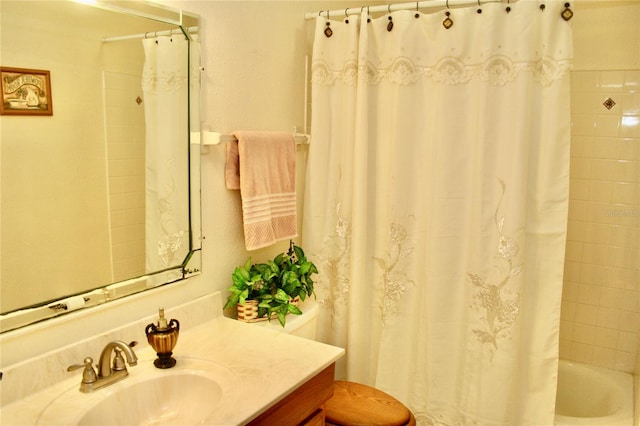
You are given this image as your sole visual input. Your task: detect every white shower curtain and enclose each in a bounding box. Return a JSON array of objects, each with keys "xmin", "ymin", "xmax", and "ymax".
[
  {"xmin": 142, "ymin": 36, "xmax": 190, "ymax": 276},
  {"xmin": 303, "ymin": 2, "xmax": 572, "ymax": 424}
]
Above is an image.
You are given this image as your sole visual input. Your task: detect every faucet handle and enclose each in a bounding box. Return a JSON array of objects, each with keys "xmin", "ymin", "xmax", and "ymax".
[
  {"xmin": 112, "ymin": 341, "xmax": 138, "ymax": 370},
  {"xmin": 113, "ymin": 348, "xmax": 127, "ymax": 371},
  {"xmin": 67, "ymin": 357, "xmax": 97, "ymax": 384}
]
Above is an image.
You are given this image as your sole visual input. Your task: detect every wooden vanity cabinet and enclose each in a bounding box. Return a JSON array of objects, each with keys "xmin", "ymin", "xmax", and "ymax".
[{"xmin": 248, "ymin": 363, "xmax": 335, "ymax": 426}]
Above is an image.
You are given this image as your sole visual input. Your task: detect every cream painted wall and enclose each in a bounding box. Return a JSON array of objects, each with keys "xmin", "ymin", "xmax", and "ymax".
[{"xmin": 572, "ymin": 0, "xmax": 640, "ymax": 71}]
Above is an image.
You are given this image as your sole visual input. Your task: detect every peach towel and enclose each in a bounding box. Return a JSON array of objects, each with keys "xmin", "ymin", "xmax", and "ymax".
[{"xmin": 225, "ymin": 131, "xmax": 298, "ymax": 250}]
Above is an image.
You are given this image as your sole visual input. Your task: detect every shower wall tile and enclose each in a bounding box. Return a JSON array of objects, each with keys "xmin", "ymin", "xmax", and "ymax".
[
  {"xmin": 593, "ymin": 347, "xmax": 617, "ymax": 367},
  {"xmin": 560, "ymin": 70, "xmax": 640, "ymax": 374},
  {"xmin": 600, "ymin": 71, "xmax": 626, "ymax": 90},
  {"xmin": 103, "ymin": 71, "xmax": 146, "ymax": 282}
]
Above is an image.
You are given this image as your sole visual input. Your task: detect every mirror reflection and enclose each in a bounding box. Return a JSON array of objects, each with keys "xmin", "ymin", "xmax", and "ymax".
[{"xmin": 0, "ymin": 0, "xmax": 201, "ymax": 332}]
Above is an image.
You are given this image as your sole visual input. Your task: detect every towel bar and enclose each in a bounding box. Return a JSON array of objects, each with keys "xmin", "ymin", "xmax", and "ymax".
[{"xmin": 201, "ymin": 131, "xmax": 310, "ymax": 146}]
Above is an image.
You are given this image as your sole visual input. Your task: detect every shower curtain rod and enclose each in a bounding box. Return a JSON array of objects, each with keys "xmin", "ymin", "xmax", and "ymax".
[
  {"xmin": 102, "ymin": 26, "xmax": 198, "ymax": 43},
  {"xmin": 304, "ymin": 0, "xmax": 504, "ymax": 20}
]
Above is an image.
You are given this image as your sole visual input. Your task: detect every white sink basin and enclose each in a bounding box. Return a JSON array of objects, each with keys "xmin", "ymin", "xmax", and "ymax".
[
  {"xmin": 37, "ymin": 357, "xmax": 240, "ymax": 426},
  {"xmin": 78, "ymin": 373, "xmax": 221, "ymax": 425}
]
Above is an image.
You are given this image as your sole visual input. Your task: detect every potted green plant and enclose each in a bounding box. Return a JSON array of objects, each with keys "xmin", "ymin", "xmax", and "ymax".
[{"xmin": 224, "ymin": 241, "xmax": 318, "ymax": 327}]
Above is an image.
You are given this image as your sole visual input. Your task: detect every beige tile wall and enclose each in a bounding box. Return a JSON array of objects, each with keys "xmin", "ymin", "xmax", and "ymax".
[
  {"xmin": 560, "ymin": 69, "xmax": 640, "ymax": 373},
  {"xmin": 104, "ymin": 71, "xmax": 146, "ymax": 282}
]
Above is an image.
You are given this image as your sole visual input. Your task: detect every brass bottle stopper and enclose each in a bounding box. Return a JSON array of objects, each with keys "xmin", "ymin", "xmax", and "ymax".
[{"xmin": 145, "ymin": 308, "xmax": 180, "ymax": 369}]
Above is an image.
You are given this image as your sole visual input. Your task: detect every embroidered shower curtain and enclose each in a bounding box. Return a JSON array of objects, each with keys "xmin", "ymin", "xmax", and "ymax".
[
  {"xmin": 142, "ymin": 36, "xmax": 190, "ymax": 276},
  {"xmin": 303, "ymin": 2, "xmax": 572, "ymax": 424}
]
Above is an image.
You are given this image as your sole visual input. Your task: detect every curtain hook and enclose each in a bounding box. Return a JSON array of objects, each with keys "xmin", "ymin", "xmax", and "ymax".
[
  {"xmin": 443, "ymin": 0, "xmax": 453, "ymax": 28},
  {"xmin": 344, "ymin": 8, "xmax": 350, "ymax": 23},
  {"xmin": 324, "ymin": 10, "xmax": 333, "ymax": 37},
  {"xmin": 387, "ymin": 5, "xmax": 394, "ymax": 31},
  {"xmin": 506, "ymin": 0, "xmax": 512, "ymax": 13},
  {"xmin": 415, "ymin": 2, "xmax": 420, "ymax": 18},
  {"xmin": 477, "ymin": 0, "xmax": 483, "ymax": 14}
]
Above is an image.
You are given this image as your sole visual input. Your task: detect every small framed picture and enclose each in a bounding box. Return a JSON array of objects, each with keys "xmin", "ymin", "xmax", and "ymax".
[{"xmin": 0, "ymin": 67, "xmax": 53, "ymax": 115}]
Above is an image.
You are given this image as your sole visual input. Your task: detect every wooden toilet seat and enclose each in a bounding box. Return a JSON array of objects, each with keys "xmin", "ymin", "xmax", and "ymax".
[{"xmin": 324, "ymin": 381, "xmax": 416, "ymax": 426}]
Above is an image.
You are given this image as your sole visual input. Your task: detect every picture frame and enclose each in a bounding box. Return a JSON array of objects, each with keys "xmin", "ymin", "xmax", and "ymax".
[{"xmin": 0, "ymin": 67, "xmax": 53, "ymax": 116}]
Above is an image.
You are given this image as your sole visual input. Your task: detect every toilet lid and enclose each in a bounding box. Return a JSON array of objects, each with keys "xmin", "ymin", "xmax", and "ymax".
[{"xmin": 324, "ymin": 381, "xmax": 412, "ymax": 426}]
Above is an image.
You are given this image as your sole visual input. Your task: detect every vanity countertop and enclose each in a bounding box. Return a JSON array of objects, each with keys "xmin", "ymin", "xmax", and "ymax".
[{"xmin": 1, "ymin": 304, "xmax": 344, "ymax": 425}]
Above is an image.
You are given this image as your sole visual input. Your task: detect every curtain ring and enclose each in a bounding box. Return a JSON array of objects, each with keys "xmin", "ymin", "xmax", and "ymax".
[
  {"xmin": 345, "ymin": 8, "xmax": 349, "ymax": 17},
  {"xmin": 326, "ymin": 10, "xmax": 330, "ymax": 19},
  {"xmin": 446, "ymin": 0, "xmax": 449, "ymax": 9},
  {"xmin": 388, "ymin": 4, "xmax": 392, "ymax": 13},
  {"xmin": 318, "ymin": 10, "xmax": 322, "ymax": 16}
]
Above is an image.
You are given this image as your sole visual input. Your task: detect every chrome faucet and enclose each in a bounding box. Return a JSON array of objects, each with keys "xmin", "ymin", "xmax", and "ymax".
[{"xmin": 68, "ymin": 340, "xmax": 138, "ymax": 393}]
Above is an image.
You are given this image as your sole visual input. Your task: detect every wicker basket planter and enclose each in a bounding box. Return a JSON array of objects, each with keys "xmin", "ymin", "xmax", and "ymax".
[
  {"xmin": 225, "ymin": 241, "xmax": 317, "ymax": 327},
  {"xmin": 237, "ymin": 297, "xmax": 300, "ymax": 323}
]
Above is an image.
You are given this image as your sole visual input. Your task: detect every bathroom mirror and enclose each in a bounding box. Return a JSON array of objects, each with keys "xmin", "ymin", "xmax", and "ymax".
[{"xmin": 0, "ymin": 0, "xmax": 201, "ymax": 332}]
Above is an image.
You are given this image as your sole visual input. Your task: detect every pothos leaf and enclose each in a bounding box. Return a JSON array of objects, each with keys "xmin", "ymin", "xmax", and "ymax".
[
  {"xmin": 288, "ymin": 304, "xmax": 302, "ymax": 315},
  {"xmin": 232, "ymin": 267, "xmax": 250, "ymax": 287},
  {"xmin": 258, "ymin": 300, "xmax": 272, "ymax": 309},
  {"xmin": 244, "ymin": 257, "xmax": 253, "ymax": 270},
  {"xmin": 274, "ymin": 289, "xmax": 290, "ymax": 302},
  {"xmin": 239, "ymin": 289, "xmax": 249, "ymax": 305},
  {"xmin": 293, "ymin": 245, "xmax": 304, "ymax": 261},
  {"xmin": 276, "ymin": 310, "xmax": 287, "ymax": 327}
]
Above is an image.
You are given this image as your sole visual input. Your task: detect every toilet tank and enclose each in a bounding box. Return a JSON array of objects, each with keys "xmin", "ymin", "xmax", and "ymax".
[{"xmin": 252, "ymin": 299, "xmax": 319, "ymax": 340}]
